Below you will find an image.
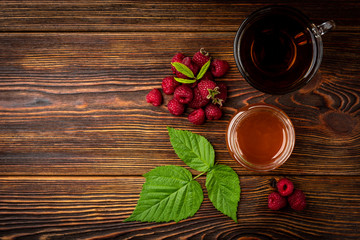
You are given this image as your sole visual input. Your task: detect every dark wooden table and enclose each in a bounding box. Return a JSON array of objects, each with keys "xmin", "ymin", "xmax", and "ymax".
[{"xmin": 1, "ymin": 1, "xmax": 359, "ymax": 239}]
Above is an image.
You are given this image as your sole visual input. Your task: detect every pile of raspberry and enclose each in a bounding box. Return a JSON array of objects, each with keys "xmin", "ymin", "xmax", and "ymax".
[
  {"xmin": 268, "ymin": 178, "xmax": 307, "ymax": 211},
  {"xmin": 146, "ymin": 48, "xmax": 229, "ymax": 125}
]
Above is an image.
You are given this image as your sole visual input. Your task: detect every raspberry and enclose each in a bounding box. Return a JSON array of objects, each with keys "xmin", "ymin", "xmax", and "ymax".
[
  {"xmin": 174, "ymin": 85, "xmax": 193, "ymax": 104},
  {"xmin": 199, "ymin": 71, "xmax": 213, "ymax": 81},
  {"xmin": 146, "ymin": 88, "xmax": 162, "ymax": 106},
  {"xmin": 188, "ymin": 87, "xmax": 210, "ymax": 109},
  {"xmin": 188, "ymin": 108, "xmax": 206, "ymax": 125},
  {"xmin": 213, "ymin": 82, "xmax": 227, "ymax": 106},
  {"xmin": 211, "ymin": 59, "xmax": 230, "ymax": 77},
  {"xmin": 268, "ymin": 192, "xmax": 287, "ymax": 210},
  {"xmin": 186, "ymin": 81, "xmax": 198, "ymax": 89},
  {"xmin": 288, "ymin": 189, "xmax": 306, "ymax": 211},
  {"xmin": 182, "ymin": 57, "xmax": 200, "ymax": 76},
  {"xmin": 167, "ymin": 98, "xmax": 185, "ymax": 116},
  {"xmin": 171, "ymin": 53, "xmax": 186, "ymax": 74},
  {"xmin": 277, "ymin": 178, "xmax": 294, "ymax": 197},
  {"xmin": 162, "ymin": 76, "xmax": 180, "ymax": 95},
  {"xmin": 192, "ymin": 48, "xmax": 210, "ymax": 67},
  {"xmin": 205, "ymin": 104, "xmax": 222, "ymax": 120},
  {"xmin": 198, "ymin": 79, "xmax": 219, "ymax": 100},
  {"xmin": 176, "ymin": 57, "xmax": 200, "ymax": 79}
]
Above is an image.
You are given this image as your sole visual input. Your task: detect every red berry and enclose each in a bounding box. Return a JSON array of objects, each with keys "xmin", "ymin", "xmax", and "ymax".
[
  {"xmin": 268, "ymin": 192, "xmax": 287, "ymax": 210},
  {"xmin": 174, "ymin": 85, "xmax": 194, "ymax": 104},
  {"xmin": 277, "ymin": 178, "xmax": 295, "ymax": 197},
  {"xmin": 216, "ymin": 82, "xmax": 227, "ymax": 105},
  {"xmin": 186, "ymin": 71, "xmax": 212, "ymax": 89},
  {"xmin": 188, "ymin": 108, "xmax": 206, "ymax": 125},
  {"xmin": 192, "ymin": 48, "xmax": 210, "ymax": 67},
  {"xmin": 146, "ymin": 88, "xmax": 162, "ymax": 106},
  {"xmin": 188, "ymin": 87, "xmax": 210, "ymax": 109},
  {"xmin": 199, "ymin": 71, "xmax": 213, "ymax": 81},
  {"xmin": 176, "ymin": 57, "xmax": 200, "ymax": 79},
  {"xmin": 205, "ymin": 104, "xmax": 222, "ymax": 120},
  {"xmin": 171, "ymin": 53, "xmax": 186, "ymax": 74},
  {"xmin": 211, "ymin": 59, "xmax": 230, "ymax": 77},
  {"xmin": 162, "ymin": 76, "xmax": 180, "ymax": 95},
  {"xmin": 186, "ymin": 81, "xmax": 198, "ymax": 89},
  {"xmin": 167, "ymin": 98, "xmax": 185, "ymax": 116},
  {"xmin": 288, "ymin": 189, "xmax": 306, "ymax": 211},
  {"xmin": 198, "ymin": 79, "xmax": 219, "ymax": 100}
]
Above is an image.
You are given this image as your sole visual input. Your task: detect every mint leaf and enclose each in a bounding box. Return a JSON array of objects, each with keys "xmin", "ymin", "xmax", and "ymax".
[
  {"xmin": 196, "ymin": 59, "xmax": 211, "ymax": 80},
  {"xmin": 125, "ymin": 165, "xmax": 203, "ymax": 223},
  {"xmin": 167, "ymin": 127, "xmax": 215, "ymax": 172},
  {"xmin": 174, "ymin": 77, "xmax": 197, "ymax": 84},
  {"xmin": 171, "ymin": 62, "xmax": 195, "ymax": 79},
  {"xmin": 206, "ymin": 164, "xmax": 240, "ymax": 222}
]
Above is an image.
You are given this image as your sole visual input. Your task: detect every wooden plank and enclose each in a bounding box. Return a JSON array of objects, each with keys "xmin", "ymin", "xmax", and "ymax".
[
  {"xmin": 0, "ymin": 176, "xmax": 359, "ymax": 239},
  {"xmin": 0, "ymin": 32, "xmax": 359, "ymax": 176},
  {"xmin": 0, "ymin": 0, "xmax": 359, "ymax": 32}
]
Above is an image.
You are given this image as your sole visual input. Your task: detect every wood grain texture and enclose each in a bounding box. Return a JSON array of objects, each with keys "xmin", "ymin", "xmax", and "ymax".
[
  {"xmin": 0, "ymin": 176, "xmax": 359, "ymax": 240},
  {"xmin": 0, "ymin": 1, "xmax": 359, "ymax": 238},
  {"xmin": 0, "ymin": 32, "xmax": 359, "ymax": 176},
  {"xmin": 0, "ymin": 0, "xmax": 359, "ymax": 32}
]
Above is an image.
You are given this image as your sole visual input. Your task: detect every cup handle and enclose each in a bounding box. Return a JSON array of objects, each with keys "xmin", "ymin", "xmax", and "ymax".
[{"xmin": 317, "ymin": 20, "xmax": 336, "ymax": 36}]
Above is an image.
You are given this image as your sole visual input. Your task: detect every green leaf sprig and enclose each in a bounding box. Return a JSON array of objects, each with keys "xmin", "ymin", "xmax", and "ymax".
[
  {"xmin": 125, "ymin": 127, "xmax": 241, "ymax": 223},
  {"xmin": 172, "ymin": 59, "xmax": 211, "ymax": 84}
]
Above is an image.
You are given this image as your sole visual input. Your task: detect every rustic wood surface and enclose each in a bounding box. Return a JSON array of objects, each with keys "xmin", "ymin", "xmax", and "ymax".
[{"xmin": 0, "ymin": 1, "xmax": 359, "ymax": 239}]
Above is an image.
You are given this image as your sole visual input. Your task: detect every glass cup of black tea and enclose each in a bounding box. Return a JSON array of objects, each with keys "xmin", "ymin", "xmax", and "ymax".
[{"xmin": 234, "ymin": 5, "xmax": 335, "ymax": 94}]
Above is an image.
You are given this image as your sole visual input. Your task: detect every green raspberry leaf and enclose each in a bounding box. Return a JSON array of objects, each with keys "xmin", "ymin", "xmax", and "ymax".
[
  {"xmin": 196, "ymin": 59, "xmax": 211, "ymax": 80},
  {"xmin": 174, "ymin": 77, "xmax": 197, "ymax": 84},
  {"xmin": 167, "ymin": 127, "xmax": 215, "ymax": 172},
  {"xmin": 171, "ymin": 62, "xmax": 195, "ymax": 79},
  {"xmin": 206, "ymin": 164, "xmax": 240, "ymax": 222},
  {"xmin": 124, "ymin": 165, "xmax": 203, "ymax": 223}
]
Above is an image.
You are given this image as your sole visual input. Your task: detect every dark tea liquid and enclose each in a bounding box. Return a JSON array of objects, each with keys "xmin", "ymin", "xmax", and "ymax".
[{"xmin": 239, "ymin": 12, "xmax": 315, "ymax": 94}]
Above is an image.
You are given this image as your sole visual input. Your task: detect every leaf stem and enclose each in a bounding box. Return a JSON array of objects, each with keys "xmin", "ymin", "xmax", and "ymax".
[{"xmin": 193, "ymin": 171, "xmax": 207, "ymax": 180}]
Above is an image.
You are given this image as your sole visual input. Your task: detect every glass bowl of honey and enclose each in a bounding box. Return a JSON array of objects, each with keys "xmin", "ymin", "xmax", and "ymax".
[{"xmin": 226, "ymin": 103, "xmax": 295, "ymax": 171}]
